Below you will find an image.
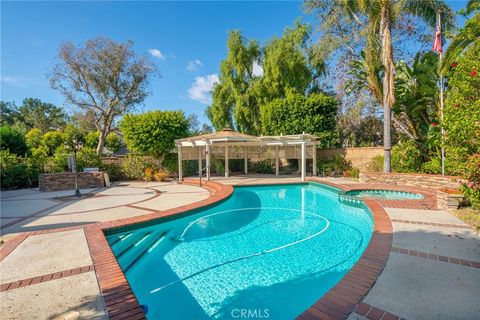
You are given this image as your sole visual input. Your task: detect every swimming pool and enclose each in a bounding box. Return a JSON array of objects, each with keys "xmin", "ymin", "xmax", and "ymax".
[
  {"xmin": 106, "ymin": 183, "xmax": 374, "ymax": 319},
  {"xmin": 345, "ymin": 189, "xmax": 424, "ymax": 200}
]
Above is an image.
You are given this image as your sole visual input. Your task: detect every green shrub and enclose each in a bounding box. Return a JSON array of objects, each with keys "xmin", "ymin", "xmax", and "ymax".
[
  {"xmin": 316, "ymin": 154, "xmax": 351, "ymax": 176},
  {"xmin": 461, "ymin": 154, "xmax": 480, "ymax": 210},
  {"xmin": 249, "ymin": 159, "xmax": 274, "ymax": 174},
  {"xmin": 100, "ymin": 163, "xmax": 125, "ymax": 181},
  {"xmin": 391, "ymin": 140, "xmax": 424, "ymax": 173},
  {"xmin": 43, "ymin": 131, "xmax": 64, "ymax": 156},
  {"xmin": 76, "ymin": 147, "xmax": 101, "ymax": 170},
  {"xmin": 25, "ymin": 128, "xmax": 43, "ymax": 150},
  {"xmin": 367, "ymin": 154, "xmax": 384, "ymax": 172},
  {"xmin": 0, "ymin": 150, "xmax": 40, "ymax": 189},
  {"xmin": 123, "ymin": 154, "xmax": 155, "ymax": 180},
  {"xmin": 344, "ymin": 167, "xmax": 360, "ymax": 178},
  {"xmin": 0, "ymin": 125, "xmax": 28, "ymax": 156},
  {"xmin": 163, "ymin": 153, "xmax": 197, "ymax": 177}
]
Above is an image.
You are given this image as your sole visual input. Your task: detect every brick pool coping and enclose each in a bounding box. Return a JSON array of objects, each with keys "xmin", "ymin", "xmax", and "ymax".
[{"xmin": 0, "ymin": 178, "xmax": 410, "ymax": 319}]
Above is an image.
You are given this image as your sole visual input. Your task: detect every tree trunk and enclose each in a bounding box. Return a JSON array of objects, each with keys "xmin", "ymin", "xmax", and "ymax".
[
  {"xmin": 97, "ymin": 130, "xmax": 108, "ymax": 155},
  {"xmin": 380, "ymin": 1, "xmax": 395, "ymax": 173}
]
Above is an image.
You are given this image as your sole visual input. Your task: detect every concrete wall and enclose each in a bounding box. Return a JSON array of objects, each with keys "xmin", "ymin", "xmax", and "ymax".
[
  {"xmin": 359, "ymin": 172, "xmax": 466, "ymax": 190},
  {"xmin": 39, "ymin": 172, "xmax": 106, "ymax": 191}
]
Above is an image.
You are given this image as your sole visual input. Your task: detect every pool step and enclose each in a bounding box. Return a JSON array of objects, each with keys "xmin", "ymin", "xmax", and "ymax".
[
  {"xmin": 119, "ymin": 230, "xmax": 168, "ymax": 272},
  {"xmin": 111, "ymin": 232, "xmax": 151, "ymax": 257}
]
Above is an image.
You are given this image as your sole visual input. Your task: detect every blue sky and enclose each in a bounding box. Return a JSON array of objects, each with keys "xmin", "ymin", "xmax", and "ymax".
[{"xmin": 0, "ymin": 1, "xmax": 468, "ymax": 125}]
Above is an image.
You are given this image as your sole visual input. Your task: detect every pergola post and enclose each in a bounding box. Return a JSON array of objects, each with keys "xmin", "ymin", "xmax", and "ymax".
[
  {"xmin": 312, "ymin": 144, "xmax": 317, "ymax": 176},
  {"xmin": 198, "ymin": 146, "xmax": 202, "ymax": 178},
  {"xmin": 244, "ymin": 147, "xmax": 248, "ymax": 175},
  {"xmin": 301, "ymin": 142, "xmax": 306, "ymax": 182},
  {"xmin": 206, "ymin": 144, "xmax": 211, "ymax": 181},
  {"xmin": 178, "ymin": 145, "xmax": 183, "ymax": 182},
  {"xmin": 275, "ymin": 146, "xmax": 279, "ymax": 176},
  {"xmin": 225, "ymin": 145, "xmax": 229, "ymax": 178}
]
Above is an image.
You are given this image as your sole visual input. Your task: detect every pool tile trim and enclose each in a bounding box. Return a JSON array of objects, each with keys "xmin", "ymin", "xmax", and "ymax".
[
  {"xmin": 354, "ymin": 302, "xmax": 402, "ymax": 320},
  {"xmin": 1, "ymin": 179, "xmax": 397, "ymax": 320},
  {"xmin": 300, "ymin": 178, "xmax": 393, "ymax": 320}
]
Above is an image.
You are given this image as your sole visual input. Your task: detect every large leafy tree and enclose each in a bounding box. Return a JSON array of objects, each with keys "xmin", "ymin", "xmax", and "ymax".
[
  {"xmin": 207, "ymin": 22, "xmax": 323, "ymax": 134},
  {"xmin": 308, "ymin": 0, "xmax": 453, "ymax": 172},
  {"xmin": 119, "ymin": 110, "xmax": 189, "ymax": 165},
  {"xmin": 207, "ymin": 30, "xmax": 262, "ymax": 134},
  {"xmin": 49, "ymin": 37, "xmax": 156, "ymax": 155},
  {"xmin": 261, "ymin": 91, "xmax": 338, "ymax": 148},
  {"xmin": 18, "ymin": 98, "xmax": 67, "ymax": 133}
]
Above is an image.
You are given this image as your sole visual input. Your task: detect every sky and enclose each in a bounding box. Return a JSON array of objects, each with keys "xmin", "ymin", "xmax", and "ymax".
[{"xmin": 0, "ymin": 1, "xmax": 469, "ymax": 125}]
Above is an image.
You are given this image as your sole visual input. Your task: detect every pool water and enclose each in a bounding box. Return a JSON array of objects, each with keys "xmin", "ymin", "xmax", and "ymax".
[
  {"xmin": 106, "ymin": 183, "xmax": 374, "ymax": 319},
  {"xmin": 346, "ymin": 189, "xmax": 424, "ymax": 200}
]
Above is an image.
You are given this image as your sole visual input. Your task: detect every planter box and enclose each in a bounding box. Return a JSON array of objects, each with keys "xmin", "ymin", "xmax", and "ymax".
[{"xmin": 39, "ymin": 172, "xmax": 107, "ymax": 192}]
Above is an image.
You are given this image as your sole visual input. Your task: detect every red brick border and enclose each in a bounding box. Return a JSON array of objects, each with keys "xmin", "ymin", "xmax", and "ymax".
[
  {"xmin": 0, "ymin": 265, "xmax": 94, "ymax": 292},
  {"xmin": 391, "ymin": 219, "xmax": 471, "ymax": 229},
  {"xmin": 391, "ymin": 246, "xmax": 480, "ymax": 268},
  {"xmin": 354, "ymin": 302, "xmax": 402, "ymax": 320},
  {"xmin": 298, "ymin": 179, "xmax": 393, "ymax": 320},
  {"xmin": 1, "ymin": 179, "xmax": 395, "ymax": 320}
]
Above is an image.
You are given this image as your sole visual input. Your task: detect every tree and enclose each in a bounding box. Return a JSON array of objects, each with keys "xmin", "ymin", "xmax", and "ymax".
[
  {"xmin": 0, "ymin": 101, "xmax": 19, "ymax": 127},
  {"xmin": 187, "ymin": 113, "xmax": 213, "ymax": 135},
  {"xmin": 18, "ymin": 98, "xmax": 67, "ymax": 133},
  {"xmin": 85, "ymin": 131, "xmax": 122, "ymax": 154},
  {"xmin": 260, "ymin": 91, "xmax": 338, "ymax": 148},
  {"xmin": 207, "ymin": 22, "xmax": 323, "ymax": 134},
  {"xmin": 25, "ymin": 128, "xmax": 44, "ymax": 150},
  {"xmin": 119, "ymin": 110, "xmax": 189, "ymax": 165},
  {"xmin": 207, "ymin": 30, "xmax": 262, "ymax": 133},
  {"xmin": 49, "ymin": 37, "xmax": 156, "ymax": 155},
  {"xmin": 0, "ymin": 125, "xmax": 28, "ymax": 156},
  {"xmin": 43, "ymin": 131, "xmax": 65, "ymax": 156},
  {"xmin": 308, "ymin": 0, "xmax": 454, "ymax": 172}
]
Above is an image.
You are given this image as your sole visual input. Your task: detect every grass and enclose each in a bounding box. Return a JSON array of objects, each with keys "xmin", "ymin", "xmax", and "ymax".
[{"xmin": 452, "ymin": 207, "xmax": 480, "ymax": 234}]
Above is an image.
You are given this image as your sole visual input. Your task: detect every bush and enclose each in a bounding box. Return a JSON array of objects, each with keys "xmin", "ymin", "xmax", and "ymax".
[
  {"xmin": 85, "ymin": 131, "xmax": 122, "ymax": 154},
  {"xmin": 43, "ymin": 131, "xmax": 64, "ymax": 156},
  {"xmin": 123, "ymin": 154, "xmax": 155, "ymax": 180},
  {"xmin": 25, "ymin": 128, "xmax": 43, "ymax": 150},
  {"xmin": 0, "ymin": 150, "xmax": 40, "ymax": 189},
  {"xmin": 261, "ymin": 92, "xmax": 338, "ymax": 148},
  {"xmin": 0, "ymin": 125, "xmax": 28, "ymax": 156},
  {"xmin": 249, "ymin": 159, "xmax": 274, "ymax": 174},
  {"xmin": 367, "ymin": 154, "xmax": 384, "ymax": 172},
  {"xmin": 344, "ymin": 167, "xmax": 360, "ymax": 178},
  {"xmin": 163, "ymin": 153, "xmax": 197, "ymax": 177},
  {"xmin": 316, "ymin": 154, "xmax": 352, "ymax": 176},
  {"xmin": 391, "ymin": 140, "xmax": 423, "ymax": 173},
  {"xmin": 100, "ymin": 163, "xmax": 125, "ymax": 181},
  {"xmin": 76, "ymin": 147, "xmax": 101, "ymax": 170},
  {"xmin": 461, "ymin": 154, "xmax": 480, "ymax": 210}
]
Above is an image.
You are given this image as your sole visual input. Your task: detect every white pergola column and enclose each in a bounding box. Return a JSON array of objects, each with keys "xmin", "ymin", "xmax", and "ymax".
[
  {"xmin": 206, "ymin": 144, "xmax": 211, "ymax": 181},
  {"xmin": 224, "ymin": 145, "xmax": 229, "ymax": 178},
  {"xmin": 244, "ymin": 147, "xmax": 248, "ymax": 175},
  {"xmin": 198, "ymin": 147, "xmax": 202, "ymax": 178},
  {"xmin": 275, "ymin": 146, "xmax": 279, "ymax": 176},
  {"xmin": 301, "ymin": 142, "xmax": 306, "ymax": 182},
  {"xmin": 178, "ymin": 145, "xmax": 183, "ymax": 182},
  {"xmin": 312, "ymin": 144, "xmax": 317, "ymax": 176}
]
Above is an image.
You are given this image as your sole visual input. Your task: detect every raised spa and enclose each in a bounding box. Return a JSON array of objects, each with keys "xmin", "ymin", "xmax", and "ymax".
[
  {"xmin": 106, "ymin": 183, "xmax": 374, "ymax": 319},
  {"xmin": 345, "ymin": 189, "xmax": 424, "ymax": 200}
]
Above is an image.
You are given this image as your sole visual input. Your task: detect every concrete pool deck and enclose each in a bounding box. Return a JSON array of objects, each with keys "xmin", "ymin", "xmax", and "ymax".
[{"xmin": 0, "ymin": 177, "xmax": 479, "ymax": 319}]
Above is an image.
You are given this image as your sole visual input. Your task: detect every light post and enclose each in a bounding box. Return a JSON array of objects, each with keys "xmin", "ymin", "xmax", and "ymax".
[{"xmin": 64, "ymin": 138, "xmax": 83, "ymax": 197}]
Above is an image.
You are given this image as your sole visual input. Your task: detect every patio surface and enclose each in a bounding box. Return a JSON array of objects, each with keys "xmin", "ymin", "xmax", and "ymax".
[{"xmin": 0, "ymin": 177, "xmax": 479, "ymax": 319}]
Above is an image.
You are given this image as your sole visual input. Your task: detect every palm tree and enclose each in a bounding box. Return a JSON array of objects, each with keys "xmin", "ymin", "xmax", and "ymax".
[{"xmin": 339, "ymin": 0, "xmax": 453, "ymax": 172}]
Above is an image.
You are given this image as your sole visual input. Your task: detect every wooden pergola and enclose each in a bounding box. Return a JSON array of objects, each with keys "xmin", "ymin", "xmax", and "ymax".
[{"xmin": 175, "ymin": 128, "xmax": 319, "ymax": 182}]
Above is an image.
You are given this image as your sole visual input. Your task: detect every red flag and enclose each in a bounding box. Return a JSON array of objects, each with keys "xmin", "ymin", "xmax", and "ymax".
[{"xmin": 432, "ymin": 15, "xmax": 442, "ymax": 54}]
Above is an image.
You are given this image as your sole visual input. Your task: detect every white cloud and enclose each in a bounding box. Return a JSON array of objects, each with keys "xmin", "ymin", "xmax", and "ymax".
[
  {"xmin": 188, "ymin": 74, "xmax": 219, "ymax": 104},
  {"xmin": 148, "ymin": 49, "xmax": 165, "ymax": 60},
  {"xmin": 252, "ymin": 61, "xmax": 264, "ymax": 77},
  {"xmin": 0, "ymin": 76, "xmax": 31, "ymax": 88},
  {"xmin": 186, "ymin": 59, "xmax": 203, "ymax": 72}
]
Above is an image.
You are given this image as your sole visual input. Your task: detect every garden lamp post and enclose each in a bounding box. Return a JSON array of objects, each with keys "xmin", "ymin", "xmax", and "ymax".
[{"xmin": 64, "ymin": 138, "xmax": 83, "ymax": 197}]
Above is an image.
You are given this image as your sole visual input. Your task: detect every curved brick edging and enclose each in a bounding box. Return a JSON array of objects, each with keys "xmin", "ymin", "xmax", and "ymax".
[
  {"xmin": 1, "ymin": 179, "xmax": 393, "ymax": 320},
  {"xmin": 86, "ymin": 180, "xmax": 234, "ymax": 320}
]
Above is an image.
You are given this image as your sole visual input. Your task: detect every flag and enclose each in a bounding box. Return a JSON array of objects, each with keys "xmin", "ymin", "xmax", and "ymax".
[{"xmin": 432, "ymin": 14, "xmax": 443, "ymax": 54}]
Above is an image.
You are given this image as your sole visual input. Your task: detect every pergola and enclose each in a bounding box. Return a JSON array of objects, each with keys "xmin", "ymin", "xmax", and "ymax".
[{"xmin": 174, "ymin": 128, "xmax": 319, "ymax": 182}]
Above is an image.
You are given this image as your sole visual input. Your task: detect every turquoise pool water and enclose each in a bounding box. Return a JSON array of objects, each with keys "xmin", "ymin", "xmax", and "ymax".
[
  {"xmin": 106, "ymin": 183, "xmax": 374, "ymax": 319},
  {"xmin": 346, "ymin": 189, "xmax": 424, "ymax": 200}
]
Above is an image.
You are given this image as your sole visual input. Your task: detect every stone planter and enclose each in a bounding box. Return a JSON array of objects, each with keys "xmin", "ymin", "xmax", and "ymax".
[{"xmin": 39, "ymin": 172, "xmax": 107, "ymax": 192}]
